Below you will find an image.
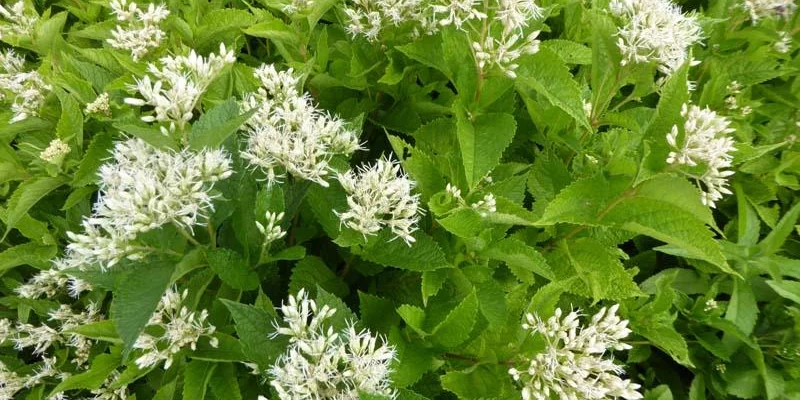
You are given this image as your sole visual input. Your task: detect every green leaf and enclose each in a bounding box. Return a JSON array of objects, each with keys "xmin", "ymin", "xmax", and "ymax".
[
  {"xmin": 725, "ymin": 279, "xmax": 759, "ymax": 337},
  {"xmin": 206, "ymin": 248, "xmax": 259, "ymax": 291},
  {"xmin": 432, "ymin": 289, "xmax": 478, "ymax": 348},
  {"xmin": 482, "ymin": 237, "xmax": 554, "ymax": 283},
  {"xmin": 188, "ymin": 99, "xmax": 256, "ymax": 150},
  {"xmin": 183, "ymin": 360, "xmax": 217, "ymax": 400},
  {"xmin": 289, "ymin": 256, "xmax": 349, "ymax": 298},
  {"xmin": 56, "ymin": 91, "xmax": 84, "ymax": 146},
  {"xmin": 221, "ymin": 299, "xmax": 287, "ymax": 369},
  {"xmin": 209, "ymin": 362, "xmax": 243, "ymax": 400},
  {"xmin": 3, "ymin": 176, "xmax": 68, "ymax": 240},
  {"xmin": 65, "ymin": 320, "xmax": 121, "ymax": 344},
  {"xmin": 758, "ymin": 201, "xmax": 800, "ymax": 256},
  {"xmin": 516, "ymin": 48, "xmax": 591, "ymax": 131},
  {"xmin": 542, "ymin": 40, "xmax": 592, "ymax": 65},
  {"xmin": 631, "ymin": 308, "xmax": 693, "ymax": 367},
  {"xmin": 111, "ymin": 259, "xmax": 176, "ymax": 356},
  {"xmin": 50, "ymin": 353, "xmax": 121, "ymax": 395},
  {"xmin": 437, "ymin": 209, "xmax": 484, "ymax": 238},
  {"xmin": 396, "ymin": 34, "xmax": 449, "ymax": 78},
  {"xmin": 72, "ymin": 131, "xmax": 114, "ymax": 187},
  {"xmin": 315, "ymin": 287, "xmax": 357, "ymax": 331},
  {"xmin": 441, "ymin": 365, "xmax": 508, "ymax": 399},
  {"xmin": 390, "ymin": 330, "xmax": 434, "ymax": 387},
  {"xmin": 359, "ymin": 292, "xmax": 400, "ymax": 333},
  {"xmin": 442, "ymin": 27, "xmax": 478, "ymax": 101},
  {"xmin": 114, "ymin": 123, "xmax": 178, "ymax": 150},
  {"xmin": 765, "ymin": 280, "xmax": 800, "ymax": 304},
  {"xmin": 357, "ymin": 230, "xmax": 449, "ymax": 271},
  {"xmin": 0, "ymin": 243, "xmax": 56, "ymax": 274},
  {"xmin": 548, "ymin": 237, "xmax": 642, "ymax": 300},
  {"xmin": 454, "ymin": 106, "xmax": 517, "ymax": 188}
]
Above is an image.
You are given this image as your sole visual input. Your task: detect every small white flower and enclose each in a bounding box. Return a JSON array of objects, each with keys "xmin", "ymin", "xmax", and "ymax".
[
  {"xmin": 0, "ymin": 1, "xmax": 38, "ymax": 40},
  {"xmin": 742, "ymin": 0, "xmax": 796, "ymax": 23},
  {"xmin": 610, "ymin": 0, "xmax": 703, "ymax": 75},
  {"xmin": 666, "ymin": 104, "xmax": 736, "ymax": 208},
  {"xmin": 511, "ymin": 305, "xmax": 642, "ymax": 400},
  {"xmin": 107, "ymin": 0, "xmax": 170, "ymax": 61},
  {"xmin": 268, "ymin": 289, "xmax": 397, "ymax": 400},
  {"xmin": 704, "ymin": 299, "xmax": 719, "ymax": 312},
  {"xmin": 134, "ymin": 287, "xmax": 217, "ymax": 369},
  {"xmin": 336, "ymin": 157, "xmax": 421, "ymax": 245},
  {"xmin": 85, "ymin": 92, "xmax": 111, "ymax": 115},
  {"xmin": 256, "ymin": 211, "xmax": 287, "ymax": 244},
  {"xmin": 39, "ymin": 139, "xmax": 71, "ymax": 164},
  {"xmin": 432, "ymin": 0, "xmax": 487, "ymax": 29},
  {"xmin": 0, "ymin": 50, "xmax": 51, "ymax": 123},
  {"xmin": 471, "ymin": 193, "xmax": 497, "ymax": 217},
  {"xmin": 473, "ymin": 31, "xmax": 540, "ymax": 78},
  {"xmin": 774, "ymin": 31, "xmax": 792, "ymax": 54}
]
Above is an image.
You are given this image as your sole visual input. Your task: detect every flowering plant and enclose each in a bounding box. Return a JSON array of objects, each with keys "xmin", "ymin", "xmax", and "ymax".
[{"xmin": 1, "ymin": 0, "xmax": 799, "ymax": 399}]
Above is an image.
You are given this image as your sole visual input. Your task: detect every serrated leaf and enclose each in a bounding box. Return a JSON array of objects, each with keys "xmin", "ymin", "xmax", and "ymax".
[
  {"xmin": 56, "ymin": 91, "xmax": 84, "ymax": 146},
  {"xmin": 516, "ymin": 48, "xmax": 591, "ymax": 131},
  {"xmin": 441, "ymin": 365, "xmax": 507, "ymax": 399},
  {"xmin": 114, "ymin": 123, "xmax": 178, "ymax": 150},
  {"xmin": 758, "ymin": 201, "xmax": 800, "ymax": 256},
  {"xmin": 289, "ymin": 256, "xmax": 349, "ymax": 298},
  {"xmin": 183, "ymin": 360, "xmax": 217, "ymax": 400},
  {"xmin": 3, "ymin": 176, "xmax": 68, "ymax": 240},
  {"xmin": 209, "ymin": 362, "xmax": 242, "ymax": 400},
  {"xmin": 0, "ymin": 242, "xmax": 56, "ymax": 273},
  {"xmin": 390, "ymin": 330, "xmax": 434, "ymax": 387},
  {"xmin": 50, "ymin": 353, "xmax": 121, "ymax": 395},
  {"xmin": 357, "ymin": 230, "xmax": 449, "ymax": 271},
  {"xmin": 765, "ymin": 280, "xmax": 800, "ymax": 304},
  {"xmin": 542, "ymin": 40, "xmax": 592, "ymax": 65},
  {"xmin": 483, "ymin": 237, "xmax": 553, "ymax": 283},
  {"xmin": 548, "ymin": 237, "xmax": 642, "ymax": 300},
  {"xmin": 437, "ymin": 208, "xmax": 484, "ymax": 238},
  {"xmin": 221, "ymin": 299, "xmax": 287, "ymax": 369},
  {"xmin": 630, "ymin": 310, "xmax": 693, "ymax": 367},
  {"xmin": 65, "ymin": 320, "xmax": 121, "ymax": 344},
  {"xmin": 397, "ymin": 305, "xmax": 427, "ymax": 336},
  {"xmin": 315, "ymin": 287, "xmax": 357, "ymax": 331},
  {"xmin": 111, "ymin": 259, "xmax": 175, "ymax": 356},
  {"xmin": 206, "ymin": 248, "xmax": 259, "ymax": 291},
  {"xmin": 359, "ymin": 292, "xmax": 400, "ymax": 333},
  {"xmin": 432, "ymin": 289, "xmax": 478, "ymax": 348},
  {"xmin": 454, "ymin": 106, "xmax": 517, "ymax": 188},
  {"xmin": 72, "ymin": 131, "xmax": 113, "ymax": 187},
  {"xmin": 188, "ymin": 99, "xmax": 256, "ymax": 150}
]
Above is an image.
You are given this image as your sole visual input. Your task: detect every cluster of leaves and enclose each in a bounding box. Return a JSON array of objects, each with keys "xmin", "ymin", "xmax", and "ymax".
[{"xmin": 1, "ymin": 0, "xmax": 800, "ymax": 399}]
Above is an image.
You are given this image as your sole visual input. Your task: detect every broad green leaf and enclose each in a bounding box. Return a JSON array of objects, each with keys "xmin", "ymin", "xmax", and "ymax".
[
  {"xmin": 209, "ymin": 363, "xmax": 243, "ymax": 400},
  {"xmin": 441, "ymin": 365, "xmax": 510, "ymax": 399},
  {"xmin": 766, "ymin": 280, "xmax": 800, "ymax": 304},
  {"xmin": 111, "ymin": 259, "xmax": 176, "ymax": 356},
  {"xmin": 65, "ymin": 320, "xmax": 121, "ymax": 344},
  {"xmin": 432, "ymin": 289, "xmax": 478, "ymax": 348},
  {"xmin": 630, "ymin": 310, "xmax": 693, "ymax": 367},
  {"xmin": 482, "ymin": 237, "xmax": 554, "ymax": 283},
  {"xmin": 192, "ymin": 333, "xmax": 247, "ymax": 363},
  {"xmin": 3, "ymin": 176, "xmax": 68, "ymax": 240},
  {"xmin": 516, "ymin": 48, "xmax": 591, "ymax": 131},
  {"xmin": 454, "ymin": 106, "xmax": 517, "ymax": 188},
  {"xmin": 114, "ymin": 123, "xmax": 178, "ymax": 150},
  {"xmin": 50, "ymin": 353, "xmax": 121, "ymax": 395},
  {"xmin": 357, "ymin": 230, "xmax": 449, "ymax": 271},
  {"xmin": 206, "ymin": 248, "xmax": 259, "ymax": 291},
  {"xmin": 725, "ymin": 279, "xmax": 759, "ymax": 337},
  {"xmin": 548, "ymin": 237, "xmax": 642, "ymax": 300},
  {"xmin": 396, "ymin": 34, "xmax": 449, "ymax": 77},
  {"xmin": 315, "ymin": 287, "xmax": 357, "ymax": 331},
  {"xmin": 437, "ymin": 209, "xmax": 484, "ymax": 238},
  {"xmin": 0, "ymin": 243, "xmax": 56, "ymax": 273},
  {"xmin": 542, "ymin": 40, "xmax": 592, "ymax": 65},
  {"xmin": 221, "ymin": 299, "xmax": 287, "ymax": 368},
  {"xmin": 359, "ymin": 292, "xmax": 400, "ymax": 333},
  {"xmin": 442, "ymin": 27, "xmax": 478, "ymax": 101},
  {"xmin": 390, "ymin": 330, "xmax": 434, "ymax": 387},
  {"xmin": 758, "ymin": 201, "xmax": 800, "ymax": 256},
  {"xmin": 188, "ymin": 99, "xmax": 256, "ymax": 150},
  {"xmin": 56, "ymin": 91, "xmax": 84, "ymax": 147},
  {"xmin": 289, "ymin": 256, "xmax": 349, "ymax": 298},
  {"xmin": 183, "ymin": 360, "xmax": 217, "ymax": 400},
  {"xmin": 72, "ymin": 131, "xmax": 113, "ymax": 187}
]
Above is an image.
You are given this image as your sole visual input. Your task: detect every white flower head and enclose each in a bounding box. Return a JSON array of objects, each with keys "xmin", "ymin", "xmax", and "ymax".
[
  {"xmin": 511, "ymin": 305, "xmax": 642, "ymax": 400},
  {"xmin": 107, "ymin": 0, "xmax": 170, "ymax": 61},
  {"xmin": 0, "ymin": 50, "xmax": 51, "ymax": 123},
  {"xmin": 610, "ymin": 0, "xmax": 703, "ymax": 74},
  {"xmin": 336, "ymin": 157, "xmax": 421, "ymax": 245},
  {"xmin": 0, "ymin": 1, "xmax": 38, "ymax": 40},
  {"xmin": 39, "ymin": 138, "xmax": 71, "ymax": 164},
  {"xmin": 743, "ymin": 0, "xmax": 796, "ymax": 23},
  {"xmin": 86, "ymin": 92, "xmax": 111, "ymax": 116},
  {"xmin": 268, "ymin": 289, "xmax": 397, "ymax": 400},
  {"xmin": 666, "ymin": 104, "xmax": 736, "ymax": 208},
  {"xmin": 134, "ymin": 287, "xmax": 217, "ymax": 369},
  {"xmin": 241, "ymin": 64, "xmax": 361, "ymax": 186}
]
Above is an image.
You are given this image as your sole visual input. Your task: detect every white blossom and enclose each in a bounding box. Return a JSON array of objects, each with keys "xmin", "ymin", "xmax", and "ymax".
[
  {"xmin": 742, "ymin": 0, "xmax": 796, "ymax": 22},
  {"xmin": 774, "ymin": 31, "xmax": 791, "ymax": 54},
  {"xmin": 48, "ymin": 303, "xmax": 103, "ymax": 367},
  {"xmin": 509, "ymin": 305, "xmax": 642, "ymax": 400},
  {"xmin": 432, "ymin": 0, "xmax": 487, "ymax": 29},
  {"xmin": 0, "ymin": 357, "xmax": 59, "ymax": 400},
  {"xmin": 472, "ymin": 31, "xmax": 540, "ymax": 78},
  {"xmin": 343, "ymin": 0, "xmax": 434, "ymax": 41},
  {"xmin": 87, "ymin": 371, "xmax": 129, "ymax": 400},
  {"xmin": 14, "ymin": 268, "xmax": 69, "ymax": 299},
  {"xmin": 666, "ymin": 104, "xmax": 736, "ymax": 208},
  {"xmin": 496, "ymin": 0, "xmax": 543, "ymax": 35},
  {"xmin": 85, "ymin": 92, "xmax": 111, "ymax": 115},
  {"xmin": 336, "ymin": 157, "xmax": 421, "ymax": 245},
  {"xmin": 39, "ymin": 138, "xmax": 71, "ymax": 164},
  {"xmin": 0, "ymin": 50, "xmax": 51, "ymax": 123},
  {"xmin": 134, "ymin": 287, "xmax": 218, "ymax": 369},
  {"xmin": 471, "ymin": 193, "xmax": 497, "ymax": 216},
  {"xmin": 610, "ymin": 0, "xmax": 703, "ymax": 75},
  {"xmin": 0, "ymin": 1, "xmax": 37, "ymax": 40},
  {"xmin": 256, "ymin": 211, "xmax": 287, "ymax": 244},
  {"xmin": 268, "ymin": 289, "xmax": 397, "ymax": 400},
  {"xmin": 125, "ymin": 43, "xmax": 236, "ymax": 131},
  {"xmin": 241, "ymin": 64, "xmax": 361, "ymax": 186},
  {"xmin": 107, "ymin": 0, "xmax": 170, "ymax": 61},
  {"xmin": 54, "ymin": 138, "xmax": 232, "ymax": 270}
]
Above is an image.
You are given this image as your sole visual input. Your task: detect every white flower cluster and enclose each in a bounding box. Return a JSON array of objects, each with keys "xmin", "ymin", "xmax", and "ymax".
[
  {"xmin": 610, "ymin": 0, "xmax": 703, "ymax": 75},
  {"xmin": 336, "ymin": 157, "xmax": 421, "ymax": 244},
  {"xmin": 0, "ymin": 50, "xmax": 52, "ymax": 123},
  {"xmin": 743, "ymin": 0, "xmax": 796, "ymax": 23},
  {"xmin": 0, "ymin": 1, "xmax": 37, "ymax": 40},
  {"xmin": 666, "ymin": 104, "xmax": 736, "ymax": 208},
  {"xmin": 446, "ymin": 183, "xmax": 497, "ymax": 217},
  {"xmin": 125, "ymin": 44, "xmax": 236, "ymax": 133},
  {"xmin": 267, "ymin": 289, "xmax": 397, "ymax": 400},
  {"xmin": 87, "ymin": 371, "xmax": 130, "ymax": 400},
  {"xmin": 86, "ymin": 92, "xmax": 112, "ymax": 116},
  {"xmin": 134, "ymin": 287, "xmax": 218, "ymax": 369},
  {"xmin": 14, "ymin": 268, "xmax": 91, "ymax": 300},
  {"xmin": 344, "ymin": 0, "xmax": 543, "ymax": 78},
  {"xmin": 0, "ymin": 357, "xmax": 59, "ymax": 400},
  {"xmin": 256, "ymin": 211, "xmax": 287, "ymax": 244},
  {"xmin": 107, "ymin": 0, "xmax": 170, "ymax": 61},
  {"xmin": 39, "ymin": 138, "xmax": 71, "ymax": 164},
  {"xmin": 56, "ymin": 138, "xmax": 231, "ymax": 270},
  {"xmin": 509, "ymin": 305, "xmax": 642, "ymax": 400},
  {"xmin": 241, "ymin": 64, "xmax": 361, "ymax": 186}
]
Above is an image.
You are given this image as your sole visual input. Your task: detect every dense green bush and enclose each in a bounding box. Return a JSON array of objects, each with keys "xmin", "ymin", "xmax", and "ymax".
[{"xmin": 1, "ymin": 0, "xmax": 799, "ymax": 399}]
